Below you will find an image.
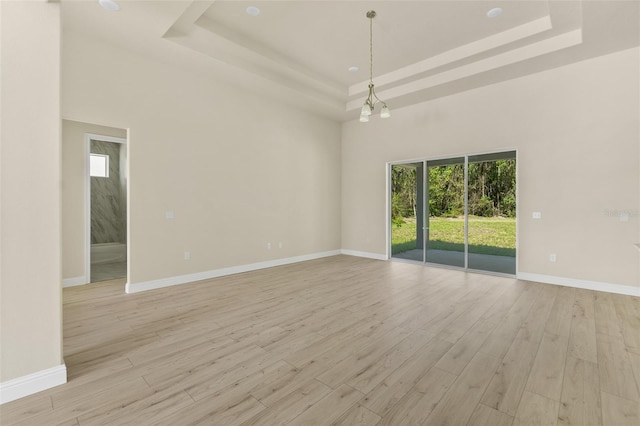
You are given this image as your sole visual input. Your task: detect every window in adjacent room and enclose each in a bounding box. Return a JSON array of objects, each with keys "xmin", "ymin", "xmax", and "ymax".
[{"xmin": 90, "ymin": 153, "xmax": 109, "ymax": 178}]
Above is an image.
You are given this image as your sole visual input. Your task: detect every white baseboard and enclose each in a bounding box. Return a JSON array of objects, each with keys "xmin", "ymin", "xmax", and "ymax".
[
  {"xmin": 125, "ymin": 250, "xmax": 342, "ymax": 294},
  {"xmin": 62, "ymin": 276, "xmax": 88, "ymax": 288},
  {"xmin": 517, "ymin": 272, "xmax": 640, "ymax": 297},
  {"xmin": 0, "ymin": 364, "xmax": 67, "ymax": 404},
  {"xmin": 124, "ymin": 251, "xmax": 639, "ymax": 297},
  {"xmin": 341, "ymin": 249, "xmax": 388, "ymax": 261}
]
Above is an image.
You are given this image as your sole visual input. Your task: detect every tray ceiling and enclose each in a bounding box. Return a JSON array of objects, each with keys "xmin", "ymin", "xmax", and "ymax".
[{"xmin": 62, "ymin": 1, "xmax": 640, "ymax": 121}]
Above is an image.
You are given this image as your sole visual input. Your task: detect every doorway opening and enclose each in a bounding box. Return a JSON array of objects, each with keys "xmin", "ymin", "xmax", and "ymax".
[
  {"xmin": 86, "ymin": 133, "xmax": 128, "ymax": 282},
  {"xmin": 390, "ymin": 151, "xmax": 516, "ymax": 275}
]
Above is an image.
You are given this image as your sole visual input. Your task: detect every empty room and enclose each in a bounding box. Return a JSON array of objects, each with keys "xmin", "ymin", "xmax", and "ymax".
[{"xmin": 1, "ymin": 0, "xmax": 639, "ymax": 425}]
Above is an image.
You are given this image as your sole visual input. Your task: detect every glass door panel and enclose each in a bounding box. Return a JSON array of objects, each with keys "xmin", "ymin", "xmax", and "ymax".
[
  {"xmin": 391, "ymin": 163, "xmax": 425, "ymax": 262},
  {"xmin": 467, "ymin": 152, "xmax": 517, "ymax": 274},
  {"xmin": 389, "ymin": 151, "xmax": 516, "ymax": 276},
  {"xmin": 426, "ymin": 158, "xmax": 465, "ymax": 268}
]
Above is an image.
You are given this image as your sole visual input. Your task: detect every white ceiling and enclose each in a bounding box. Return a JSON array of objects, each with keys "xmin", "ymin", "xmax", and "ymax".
[{"xmin": 62, "ymin": 0, "xmax": 640, "ymax": 121}]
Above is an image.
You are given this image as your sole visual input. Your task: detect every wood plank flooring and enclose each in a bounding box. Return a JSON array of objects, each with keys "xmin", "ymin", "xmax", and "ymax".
[{"xmin": 1, "ymin": 255, "xmax": 639, "ymax": 425}]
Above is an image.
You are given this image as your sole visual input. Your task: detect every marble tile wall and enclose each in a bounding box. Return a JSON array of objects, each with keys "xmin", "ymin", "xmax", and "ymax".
[{"xmin": 91, "ymin": 140, "xmax": 127, "ymax": 244}]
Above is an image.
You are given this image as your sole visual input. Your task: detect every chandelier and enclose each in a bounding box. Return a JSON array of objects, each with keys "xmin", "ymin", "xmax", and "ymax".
[{"xmin": 360, "ymin": 10, "xmax": 391, "ymax": 122}]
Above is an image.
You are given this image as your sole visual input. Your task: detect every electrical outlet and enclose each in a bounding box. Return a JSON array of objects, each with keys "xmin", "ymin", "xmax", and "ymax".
[
  {"xmin": 166, "ymin": 211, "xmax": 174, "ymax": 220},
  {"xmin": 278, "ymin": 242, "xmax": 283, "ymax": 249},
  {"xmin": 184, "ymin": 251, "xmax": 191, "ymax": 260},
  {"xmin": 267, "ymin": 243, "xmax": 272, "ymax": 250},
  {"xmin": 532, "ymin": 212, "xmax": 542, "ymax": 219},
  {"xmin": 549, "ymin": 253, "xmax": 556, "ymax": 262}
]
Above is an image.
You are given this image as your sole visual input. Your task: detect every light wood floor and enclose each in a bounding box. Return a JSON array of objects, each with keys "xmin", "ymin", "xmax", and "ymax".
[{"xmin": 2, "ymin": 255, "xmax": 640, "ymax": 425}]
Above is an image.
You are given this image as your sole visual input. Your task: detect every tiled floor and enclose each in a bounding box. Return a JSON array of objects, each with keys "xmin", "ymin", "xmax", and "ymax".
[{"xmin": 91, "ymin": 261, "xmax": 126, "ymax": 282}]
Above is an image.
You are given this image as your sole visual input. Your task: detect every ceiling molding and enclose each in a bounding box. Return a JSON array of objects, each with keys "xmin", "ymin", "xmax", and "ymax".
[
  {"xmin": 161, "ymin": 0, "xmax": 215, "ymax": 38},
  {"xmin": 162, "ymin": 0, "xmax": 346, "ymax": 108},
  {"xmin": 346, "ymin": 29, "xmax": 584, "ymax": 112},
  {"xmin": 161, "ymin": 0, "xmax": 589, "ymax": 117},
  {"xmin": 193, "ymin": 14, "xmax": 345, "ymax": 97},
  {"xmin": 348, "ymin": 16, "xmax": 553, "ymax": 97}
]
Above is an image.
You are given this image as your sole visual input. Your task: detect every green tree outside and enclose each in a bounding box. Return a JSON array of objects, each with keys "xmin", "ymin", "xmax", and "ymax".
[{"xmin": 391, "ymin": 159, "xmax": 516, "ymax": 256}]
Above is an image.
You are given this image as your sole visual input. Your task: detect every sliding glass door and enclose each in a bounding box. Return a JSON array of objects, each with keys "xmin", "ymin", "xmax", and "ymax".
[
  {"xmin": 467, "ymin": 153, "xmax": 517, "ymax": 274},
  {"xmin": 389, "ymin": 151, "xmax": 516, "ymax": 275},
  {"xmin": 390, "ymin": 163, "xmax": 424, "ymax": 262},
  {"xmin": 425, "ymin": 158, "xmax": 465, "ymax": 268}
]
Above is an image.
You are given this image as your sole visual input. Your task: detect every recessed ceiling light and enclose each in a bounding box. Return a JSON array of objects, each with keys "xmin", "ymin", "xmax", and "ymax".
[
  {"xmin": 246, "ymin": 6, "xmax": 261, "ymax": 17},
  {"xmin": 487, "ymin": 7, "xmax": 503, "ymax": 18},
  {"xmin": 348, "ymin": 66, "xmax": 359, "ymax": 72},
  {"xmin": 98, "ymin": 0, "xmax": 120, "ymax": 12}
]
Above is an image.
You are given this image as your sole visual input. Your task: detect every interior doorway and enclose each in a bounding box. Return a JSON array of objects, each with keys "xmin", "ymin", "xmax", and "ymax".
[
  {"xmin": 389, "ymin": 151, "xmax": 517, "ymax": 275},
  {"xmin": 86, "ymin": 133, "xmax": 128, "ymax": 282}
]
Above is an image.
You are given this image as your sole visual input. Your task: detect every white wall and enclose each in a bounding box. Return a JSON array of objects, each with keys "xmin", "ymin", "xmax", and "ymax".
[
  {"xmin": 342, "ymin": 47, "xmax": 640, "ymax": 289},
  {"xmin": 0, "ymin": 1, "xmax": 64, "ymax": 383},
  {"xmin": 62, "ymin": 32, "xmax": 342, "ymax": 287}
]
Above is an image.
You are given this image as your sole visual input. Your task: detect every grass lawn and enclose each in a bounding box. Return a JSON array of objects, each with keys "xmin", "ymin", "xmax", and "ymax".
[{"xmin": 392, "ymin": 216, "xmax": 516, "ymax": 257}]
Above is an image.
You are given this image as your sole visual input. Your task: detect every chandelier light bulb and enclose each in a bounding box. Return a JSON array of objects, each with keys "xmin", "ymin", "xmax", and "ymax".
[
  {"xmin": 380, "ymin": 104, "xmax": 391, "ymax": 118},
  {"xmin": 361, "ymin": 103, "xmax": 372, "ymax": 116}
]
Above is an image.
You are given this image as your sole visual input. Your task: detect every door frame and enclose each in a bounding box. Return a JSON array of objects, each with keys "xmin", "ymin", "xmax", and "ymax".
[{"xmin": 85, "ymin": 133, "xmax": 128, "ymax": 283}]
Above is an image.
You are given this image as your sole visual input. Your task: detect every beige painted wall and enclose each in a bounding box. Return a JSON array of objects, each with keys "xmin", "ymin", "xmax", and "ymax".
[
  {"xmin": 62, "ymin": 120, "xmax": 126, "ymax": 280},
  {"xmin": 62, "ymin": 32, "xmax": 342, "ymax": 285},
  {"xmin": 342, "ymin": 47, "xmax": 640, "ymax": 288},
  {"xmin": 0, "ymin": 1, "xmax": 63, "ymax": 381}
]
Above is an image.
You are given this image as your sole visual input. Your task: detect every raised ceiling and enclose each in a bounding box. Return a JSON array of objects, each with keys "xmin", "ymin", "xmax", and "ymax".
[{"xmin": 62, "ymin": 1, "xmax": 640, "ymax": 121}]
